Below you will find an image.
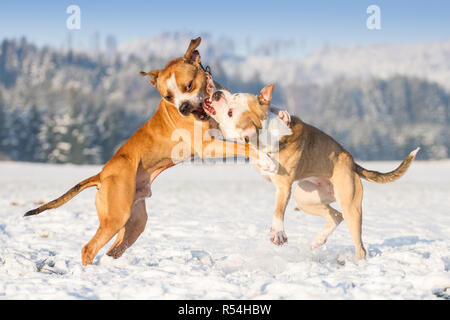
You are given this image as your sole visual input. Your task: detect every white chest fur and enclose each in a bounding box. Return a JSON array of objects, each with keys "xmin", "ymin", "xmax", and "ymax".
[{"xmin": 258, "ymin": 111, "xmax": 293, "ymax": 153}]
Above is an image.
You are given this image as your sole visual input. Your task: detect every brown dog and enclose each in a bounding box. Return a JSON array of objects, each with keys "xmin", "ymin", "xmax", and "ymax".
[
  {"xmin": 24, "ymin": 38, "xmax": 275, "ymax": 265},
  {"xmin": 206, "ymin": 84, "xmax": 419, "ymax": 261}
]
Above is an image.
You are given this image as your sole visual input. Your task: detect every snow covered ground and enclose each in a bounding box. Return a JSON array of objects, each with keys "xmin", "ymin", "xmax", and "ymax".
[{"xmin": 0, "ymin": 160, "xmax": 449, "ymax": 300}]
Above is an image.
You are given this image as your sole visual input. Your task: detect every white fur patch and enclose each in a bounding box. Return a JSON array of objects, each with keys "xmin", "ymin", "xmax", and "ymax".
[
  {"xmin": 166, "ymin": 73, "xmax": 200, "ymax": 108},
  {"xmin": 411, "ymin": 147, "xmax": 420, "ymax": 157},
  {"xmin": 258, "ymin": 111, "xmax": 293, "ymax": 153},
  {"xmin": 217, "ymin": 93, "xmax": 250, "ymax": 139},
  {"xmin": 271, "ymin": 216, "xmax": 284, "ymax": 232}
]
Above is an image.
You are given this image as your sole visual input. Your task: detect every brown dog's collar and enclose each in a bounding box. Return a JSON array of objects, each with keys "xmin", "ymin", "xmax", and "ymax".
[{"xmin": 199, "ymin": 62, "xmax": 211, "ymax": 76}]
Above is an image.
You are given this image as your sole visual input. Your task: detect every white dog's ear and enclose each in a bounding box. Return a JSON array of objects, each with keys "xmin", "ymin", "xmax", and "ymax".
[{"xmin": 259, "ymin": 84, "xmax": 274, "ymax": 105}]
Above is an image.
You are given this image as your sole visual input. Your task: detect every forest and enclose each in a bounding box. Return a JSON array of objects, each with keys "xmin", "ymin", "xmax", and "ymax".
[{"xmin": 0, "ymin": 38, "xmax": 448, "ymax": 164}]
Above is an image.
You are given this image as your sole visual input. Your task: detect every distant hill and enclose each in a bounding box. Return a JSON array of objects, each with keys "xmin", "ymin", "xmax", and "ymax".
[
  {"xmin": 0, "ymin": 36, "xmax": 449, "ymax": 163},
  {"xmin": 117, "ymin": 33, "xmax": 450, "ymax": 90},
  {"xmin": 284, "ymin": 76, "xmax": 450, "ymax": 160}
]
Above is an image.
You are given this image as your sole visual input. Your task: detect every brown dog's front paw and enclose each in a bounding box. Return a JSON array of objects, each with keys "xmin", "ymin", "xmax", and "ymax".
[{"xmin": 81, "ymin": 245, "xmax": 95, "ymax": 266}]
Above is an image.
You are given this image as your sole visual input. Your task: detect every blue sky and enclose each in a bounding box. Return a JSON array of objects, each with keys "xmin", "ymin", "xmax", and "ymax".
[{"xmin": 0, "ymin": 0, "xmax": 449, "ymax": 55}]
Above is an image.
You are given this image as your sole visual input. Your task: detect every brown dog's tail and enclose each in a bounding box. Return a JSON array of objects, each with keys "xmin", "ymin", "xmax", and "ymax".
[
  {"xmin": 24, "ymin": 174, "xmax": 100, "ymax": 217},
  {"xmin": 355, "ymin": 147, "xmax": 419, "ymax": 184}
]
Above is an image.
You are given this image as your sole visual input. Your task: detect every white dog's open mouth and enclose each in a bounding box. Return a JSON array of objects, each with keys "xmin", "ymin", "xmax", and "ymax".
[
  {"xmin": 203, "ymin": 97, "xmax": 216, "ymax": 115},
  {"xmin": 202, "ymin": 73, "xmax": 217, "ymax": 116}
]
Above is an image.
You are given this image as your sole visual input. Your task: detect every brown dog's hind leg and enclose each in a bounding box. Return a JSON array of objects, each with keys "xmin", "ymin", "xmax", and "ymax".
[
  {"xmin": 107, "ymin": 227, "xmax": 126, "ymax": 257},
  {"xmin": 106, "ymin": 200, "xmax": 148, "ymax": 259},
  {"xmin": 106, "ymin": 165, "xmax": 151, "ymax": 259},
  {"xmin": 81, "ymin": 175, "xmax": 135, "ymax": 266}
]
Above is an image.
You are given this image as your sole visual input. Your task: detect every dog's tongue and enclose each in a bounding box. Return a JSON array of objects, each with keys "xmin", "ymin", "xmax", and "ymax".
[
  {"xmin": 203, "ymin": 74, "xmax": 216, "ymax": 115},
  {"xmin": 203, "ymin": 98, "xmax": 216, "ymax": 115},
  {"xmin": 206, "ymin": 73, "xmax": 215, "ymax": 97}
]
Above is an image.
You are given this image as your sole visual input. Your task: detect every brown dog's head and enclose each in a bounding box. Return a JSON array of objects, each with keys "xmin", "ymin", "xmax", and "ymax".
[{"xmin": 140, "ymin": 37, "xmax": 213, "ymax": 120}]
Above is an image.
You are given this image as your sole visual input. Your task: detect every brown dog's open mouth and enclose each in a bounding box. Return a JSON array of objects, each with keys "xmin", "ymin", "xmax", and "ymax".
[{"xmin": 191, "ymin": 98, "xmax": 211, "ymax": 121}]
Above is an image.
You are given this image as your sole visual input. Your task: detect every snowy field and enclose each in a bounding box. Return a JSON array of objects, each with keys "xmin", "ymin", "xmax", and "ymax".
[{"xmin": 0, "ymin": 160, "xmax": 449, "ymax": 300}]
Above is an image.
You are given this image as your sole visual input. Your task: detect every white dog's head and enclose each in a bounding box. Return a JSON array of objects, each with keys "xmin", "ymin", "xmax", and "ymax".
[
  {"xmin": 204, "ymin": 84, "xmax": 274, "ymax": 141},
  {"xmin": 204, "ymin": 84, "xmax": 292, "ymax": 153}
]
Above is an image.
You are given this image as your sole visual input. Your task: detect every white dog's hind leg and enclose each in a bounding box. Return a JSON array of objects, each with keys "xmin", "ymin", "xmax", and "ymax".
[
  {"xmin": 293, "ymin": 180, "xmax": 343, "ymax": 249},
  {"xmin": 310, "ymin": 207, "xmax": 343, "ymax": 249},
  {"xmin": 299, "ymin": 202, "xmax": 343, "ymax": 249}
]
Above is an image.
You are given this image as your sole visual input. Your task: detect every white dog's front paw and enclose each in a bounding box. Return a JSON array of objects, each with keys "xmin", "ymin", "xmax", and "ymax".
[
  {"xmin": 310, "ymin": 236, "xmax": 327, "ymax": 250},
  {"xmin": 277, "ymin": 110, "xmax": 291, "ymax": 126},
  {"xmin": 253, "ymin": 152, "xmax": 276, "ymax": 174},
  {"xmin": 270, "ymin": 227, "xmax": 288, "ymax": 246}
]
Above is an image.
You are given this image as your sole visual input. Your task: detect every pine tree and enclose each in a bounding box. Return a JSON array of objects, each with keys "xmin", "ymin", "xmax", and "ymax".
[
  {"xmin": 40, "ymin": 106, "xmax": 66, "ymax": 163},
  {"xmin": 22, "ymin": 105, "xmax": 43, "ymax": 161},
  {"xmin": 95, "ymin": 103, "xmax": 126, "ymax": 163},
  {"xmin": 0, "ymin": 89, "xmax": 7, "ymax": 157},
  {"xmin": 82, "ymin": 100, "xmax": 102, "ymax": 164},
  {"xmin": 7, "ymin": 109, "xmax": 29, "ymax": 161},
  {"xmin": 50, "ymin": 90, "xmax": 101, "ymax": 164},
  {"xmin": 51, "ymin": 91, "xmax": 86, "ymax": 164}
]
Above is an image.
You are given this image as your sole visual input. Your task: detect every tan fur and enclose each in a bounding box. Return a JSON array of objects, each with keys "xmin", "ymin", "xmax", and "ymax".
[
  {"xmin": 235, "ymin": 94, "xmax": 269, "ymax": 143},
  {"xmin": 354, "ymin": 149, "xmax": 418, "ymax": 183},
  {"xmin": 24, "ymin": 174, "xmax": 100, "ymax": 217},
  {"xmin": 24, "ymin": 38, "xmax": 267, "ymax": 266},
  {"xmin": 215, "ymin": 85, "xmax": 418, "ymax": 261},
  {"xmin": 247, "ymin": 93, "xmax": 269, "ymax": 128},
  {"xmin": 184, "ymin": 37, "xmax": 201, "ymax": 60}
]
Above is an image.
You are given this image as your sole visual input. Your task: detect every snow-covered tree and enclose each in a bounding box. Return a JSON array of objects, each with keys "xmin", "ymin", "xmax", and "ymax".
[{"xmin": 0, "ymin": 89, "xmax": 7, "ymax": 157}]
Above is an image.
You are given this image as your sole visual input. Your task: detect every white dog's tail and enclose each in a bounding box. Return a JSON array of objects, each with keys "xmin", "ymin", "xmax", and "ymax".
[{"xmin": 355, "ymin": 148, "xmax": 419, "ymax": 183}]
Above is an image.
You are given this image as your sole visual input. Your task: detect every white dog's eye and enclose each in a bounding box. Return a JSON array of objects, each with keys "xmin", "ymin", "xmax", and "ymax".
[{"xmin": 227, "ymin": 109, "xmax": 233, "ymax": 117}]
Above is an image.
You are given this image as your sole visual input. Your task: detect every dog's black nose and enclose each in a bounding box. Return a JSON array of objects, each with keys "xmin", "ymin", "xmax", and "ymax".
[
  {"xmin": 179, "ymin": 102, "xmax": 191, "ymax": 116},
  {"xmin": 212, "ymin": 91, "xmax": 223, "ymax": 101}
]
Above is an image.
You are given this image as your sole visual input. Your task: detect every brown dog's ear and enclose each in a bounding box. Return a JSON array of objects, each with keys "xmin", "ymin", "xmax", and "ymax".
[
  {"xmin": 184, "ymin": 37, "xmax": 201, "ymax": 61},
  {"xmin": 189, "ymin": 50, "xmax": 201, "ymax": 65},
  {"xmin": 140, "ymin": 70, "xmax": 160, "ymax": 87},
  {"xmin": 258, "ymin": 84, "xmax": 274, "ymax": 105}
]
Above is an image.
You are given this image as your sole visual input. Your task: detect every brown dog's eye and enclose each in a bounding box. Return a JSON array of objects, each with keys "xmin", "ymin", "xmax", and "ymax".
[
  {"xmin": 165, "ymin": 95, "xmax": 172, "ymax": 101},
  {"xmin": 227, "ymin": 109, "xmax": 233, "ymax": 117},
  {"xmin": 185, "ymin": 81, "xmax": 193, "ymax": 91}
]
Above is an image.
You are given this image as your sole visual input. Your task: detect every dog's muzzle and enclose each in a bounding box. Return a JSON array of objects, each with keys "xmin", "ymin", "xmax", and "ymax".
[{"xmin": 179, "ymin": 102, "xmax": 193, "ymax": 116}]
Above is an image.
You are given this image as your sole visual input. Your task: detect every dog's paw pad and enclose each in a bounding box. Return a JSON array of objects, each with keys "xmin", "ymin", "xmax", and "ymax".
[{"xmin": 270, "ymin": 228, "xmax": 288, "ymax": 246}]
